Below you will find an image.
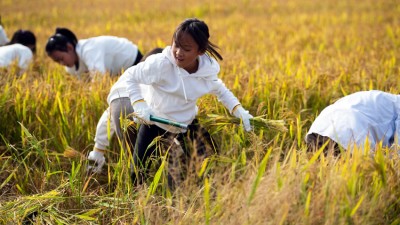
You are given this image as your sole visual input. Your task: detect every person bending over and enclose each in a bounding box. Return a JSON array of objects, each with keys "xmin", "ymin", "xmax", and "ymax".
[
  {"xmin": 306, "ymin": 90, "xmax": 400, "ymax": 156},
  {"xmin": 0, "ymin": 25, "xmax": 36, "ymax": 74},
  {"xmin": 45, "ymin": 27, "xmax": 143, "ymax": 79}
]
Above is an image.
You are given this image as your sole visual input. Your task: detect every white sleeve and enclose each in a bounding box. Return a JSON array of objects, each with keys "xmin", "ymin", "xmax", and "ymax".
[
  {"xmin": 0, "ymin": 25, "xmax": 9, "ymax": 46},
  {"xmin": 17, "ymin": 49, "xmax": 33, "ymax": 71},
  {"xmin": 209, "ymin": 78, "xmax": 241, "ymax": 113},
  {"xmin": 94, "ymin": 108, "xmax": 116, "ymax": 150},
  {"xmin": 125, "ymin": 59, "xmax": 160, "ymax": 104}
]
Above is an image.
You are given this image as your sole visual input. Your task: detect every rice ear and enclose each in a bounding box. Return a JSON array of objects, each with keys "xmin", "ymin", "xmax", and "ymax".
[
  {"xmin": 202, "ymin": 114, "xmax": 288, "ymax": 132},
  {"xmin": 63, "ymin": 147, "xmax": 86, "ymax": 159}
]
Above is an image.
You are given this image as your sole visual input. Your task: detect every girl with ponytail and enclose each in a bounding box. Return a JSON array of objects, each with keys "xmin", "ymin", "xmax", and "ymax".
[{"xmin": 46, "ymin": 27, "xmax": 143, "ymax": 78}]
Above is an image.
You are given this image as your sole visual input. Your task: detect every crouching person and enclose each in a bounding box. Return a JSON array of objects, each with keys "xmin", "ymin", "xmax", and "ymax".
[{"xmin": 305, "ymin": 90, "xmax": 400, "ymax": 156}]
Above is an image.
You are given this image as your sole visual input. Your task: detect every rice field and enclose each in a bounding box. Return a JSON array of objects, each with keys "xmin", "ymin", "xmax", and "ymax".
[{"xmin": 0, "ymin": 0, "xmax": 399, "ymax": 224}]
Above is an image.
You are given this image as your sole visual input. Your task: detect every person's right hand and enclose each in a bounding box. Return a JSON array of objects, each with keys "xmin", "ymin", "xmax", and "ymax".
[
  {"xmin": 87, "ymin": 149, "xmax": 106, "ymax": 174},
  {"xmin": 133, "ymin": 100, "xmax": 154, "ymax": 124}
]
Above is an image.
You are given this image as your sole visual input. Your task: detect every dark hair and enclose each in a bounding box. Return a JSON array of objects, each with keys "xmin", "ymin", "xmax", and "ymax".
[
  {"xmin": 45, "ymin": 27, "xmax": 78, "ymax": 54},
  {"xmin": 9, "ymin": 30, "xmax": 36, "ymax": 53},
  {"xmin": 173, "ymin": 18, "xmax": 223, "ymax": 61},
  {"xmin": 140, "ymin": 47, "xmax": 164, "ymax": 62}
]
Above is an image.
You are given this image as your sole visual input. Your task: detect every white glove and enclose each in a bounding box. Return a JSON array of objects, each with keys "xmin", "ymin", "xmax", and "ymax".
[
  {"xmin": 133, "ymin": 101, "xmax": 154, "ymax": 124},
  {"xmin": 233, "ymin": 105, "xmax": 253, "ymax": 132},
  {"xmin": 87, "ymin": 149, "xmax": 106, "ymax": 173}
]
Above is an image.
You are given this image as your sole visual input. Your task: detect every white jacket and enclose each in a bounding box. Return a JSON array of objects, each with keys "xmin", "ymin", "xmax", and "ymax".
[
  {"xmin": 306, "ymin": 90, "xmax": 400, "ymax": 152},
  {"xmin": 0, "ymin": 25, "xmax": 9, "ymax": 46},
  {"xmin": 65, "ymin": 36, "xmax": 139, "ymax": 77},
  {"xmin": 125, "ymin": 46, "xmax": 240, "ymax": 132},
  {"xmin": 0, "ymin": 43, "xmax": 33, "ymax": 72},
  {"xmin": 107, "ymin": 71, "xmax": 150, "ymax": 105}
]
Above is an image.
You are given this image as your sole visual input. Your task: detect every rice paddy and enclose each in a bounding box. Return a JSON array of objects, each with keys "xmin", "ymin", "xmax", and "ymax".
[{"xmin": 0, "ymin": 0, "xmax": 399, "ymax": 224}]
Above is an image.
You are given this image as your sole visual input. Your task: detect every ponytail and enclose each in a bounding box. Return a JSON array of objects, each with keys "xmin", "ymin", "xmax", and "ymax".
[{"xmin": 45, "ymin": 27, "xmax": 78, "ymax": 54}]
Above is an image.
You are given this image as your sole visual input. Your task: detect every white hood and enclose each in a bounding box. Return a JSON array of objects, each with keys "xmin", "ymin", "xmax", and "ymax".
[{"xmin": 163, "ymin": 46, "xmax": 220, "ymax": 79}]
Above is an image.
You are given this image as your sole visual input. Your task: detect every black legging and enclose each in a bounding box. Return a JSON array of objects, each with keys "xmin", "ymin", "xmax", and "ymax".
[{"xmin": 130, "ymin": 119, "xmax": 214, "ymax": 185}]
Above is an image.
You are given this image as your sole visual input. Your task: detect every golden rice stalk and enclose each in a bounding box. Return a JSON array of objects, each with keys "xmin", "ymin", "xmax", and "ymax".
[
  {"xmin": 202, "ymin": 114, "xmax": 288, "ymax": 132},
  {"xmin": 63, "ymin": 146, "xmax": 86, "ymax": 159}
]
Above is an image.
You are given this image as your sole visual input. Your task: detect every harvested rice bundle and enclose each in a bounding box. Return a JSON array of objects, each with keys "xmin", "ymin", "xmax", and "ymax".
[{"xmin": 202, "ymin": 114, "xmax": 287, "ymax": 132}]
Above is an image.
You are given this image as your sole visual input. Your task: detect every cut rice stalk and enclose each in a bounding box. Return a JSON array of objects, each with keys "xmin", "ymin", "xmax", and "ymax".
[{"xmin": 202, "ymin": 114, "xmax": 287, "ymax": 132}]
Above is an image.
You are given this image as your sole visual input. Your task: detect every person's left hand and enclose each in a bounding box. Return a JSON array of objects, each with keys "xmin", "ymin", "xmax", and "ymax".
[{"xmin": 233, "ymin": 105, "xmax": 253, "ymax": 132}]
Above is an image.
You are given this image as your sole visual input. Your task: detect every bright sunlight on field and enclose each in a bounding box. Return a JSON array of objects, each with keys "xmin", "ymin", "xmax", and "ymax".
[{"xmin": 0, "ymin": 0, "xmax": 399, "ymax": 224}]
